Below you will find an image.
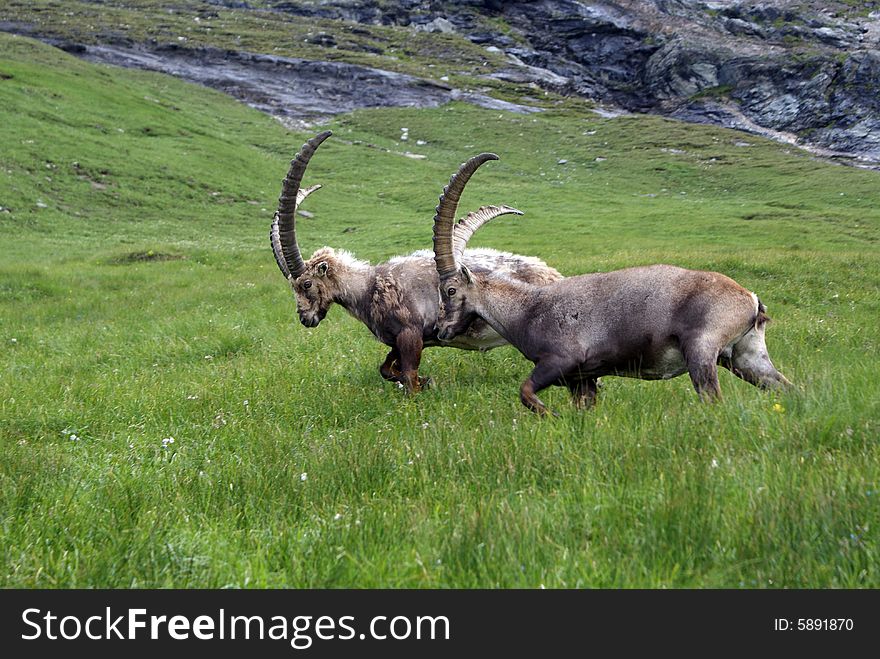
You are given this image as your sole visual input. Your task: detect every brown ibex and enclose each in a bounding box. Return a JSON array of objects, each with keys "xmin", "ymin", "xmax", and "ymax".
[
  {"xmin": 433, "ymin": 153, "xmax": 792, "ymax": 415},
  {"xmin": 270, "ymin": 132, "xmax": 562, "ymax": 394}
]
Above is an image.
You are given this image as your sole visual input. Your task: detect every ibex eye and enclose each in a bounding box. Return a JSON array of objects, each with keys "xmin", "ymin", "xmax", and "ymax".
[
  {"xmin": 447, "ymin": 287, "xmax": 456, "ymax": 297},
  {"xmin": 303, "ymin": 280, "xmax": 312, "ymax": 290}
]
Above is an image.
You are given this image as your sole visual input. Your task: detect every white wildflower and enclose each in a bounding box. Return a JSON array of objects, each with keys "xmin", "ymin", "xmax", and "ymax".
[{"xmin": 300, "ymin": 472, "xmax": 308, "ymax": 482}]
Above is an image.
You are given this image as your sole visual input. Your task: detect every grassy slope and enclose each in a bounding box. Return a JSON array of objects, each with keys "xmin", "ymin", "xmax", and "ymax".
[{"xmin": 1, "ymin": 33, "xmax": 879, "ymax": 587}]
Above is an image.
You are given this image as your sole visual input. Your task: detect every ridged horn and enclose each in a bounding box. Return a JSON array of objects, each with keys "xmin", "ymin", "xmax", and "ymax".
[
  {"xmin": 433, "ymin": 153, "xmax": 499, "ymax": 279},
  {"xmin": 452, "ymin": 204, "xmax": 523, "ymax": 259},
  {"xmin": 270, "ymin": 131, "xmax": 331, "ymax": 280}
]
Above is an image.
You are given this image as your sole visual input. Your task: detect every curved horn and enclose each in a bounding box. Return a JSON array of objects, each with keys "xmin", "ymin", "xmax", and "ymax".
[
  {"xmin": 452, "ymin": 204, "xmax": 523, "ymax": 258},
  {"xmin": 270, "ymin": 184, "xmax": 322, "ymax": 278},
  {"xmin": 297, "ymin": 184, "xmax": 322, "ymax": 207},
  {"xmin": 432, "ymin": 152, "xmax": 499, "ymax": 279},
  {"xmin": 270, "ymin": 131, "xmax": 331, "ymax": 280}
]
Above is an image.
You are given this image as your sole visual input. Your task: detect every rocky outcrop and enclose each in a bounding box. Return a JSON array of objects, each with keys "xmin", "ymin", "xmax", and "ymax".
[
  {"xmin": 650, "ymin": 43, "xmax": 880, "ymax": 163},
  {"xmin": 63, "ymin": 42, "xmax": 540, "ymax": 128},
  {"xmin": 5, "ymin": 0, "xmax": 879, "ymax": 164},
  {"xmin": 487, "ymin": 0, "xmax": 880, "ymax": 164},
  {"xmin": 263, "ymin": 0, "xmax": 880, "ymax": 165}
]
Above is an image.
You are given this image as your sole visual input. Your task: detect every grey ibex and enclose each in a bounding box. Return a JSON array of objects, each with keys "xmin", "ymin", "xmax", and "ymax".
[
  {"xmin": 270, "ymin": 132, "xmax": 562, "ymax": 394},
  {"xmin": 433, "ymin": 153, "xmax": 792, "ymax": 415}
]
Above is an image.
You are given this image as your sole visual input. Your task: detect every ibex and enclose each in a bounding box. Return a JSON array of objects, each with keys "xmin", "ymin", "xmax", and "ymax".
[
  {"xmin": 270, "ymin": 132, "xmax": 562, "ymax": 393},
  {"xmin": 433, "ymin": 153, "xmax": 792, "ymax": 415}
]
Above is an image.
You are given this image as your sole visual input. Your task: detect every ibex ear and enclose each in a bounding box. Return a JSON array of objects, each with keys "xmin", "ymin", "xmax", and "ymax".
[
  {"xmin": 460, "ymin": 265, "xmax": 474, "ymax": 285},
  {"xmin": 316, "ymin": 261, "xmax": 329, "ymax": 277}
]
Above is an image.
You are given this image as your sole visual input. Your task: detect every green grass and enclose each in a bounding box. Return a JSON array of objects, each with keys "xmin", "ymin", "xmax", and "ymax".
[{"xmin": 1, "ymin": 34, "xmax": 879, "ymax": 587}]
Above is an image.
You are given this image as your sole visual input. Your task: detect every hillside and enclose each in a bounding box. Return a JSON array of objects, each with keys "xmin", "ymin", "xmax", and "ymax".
[
  {"xmin": 3, "ymin": 0, "xmax": 880, "ymax": 166},
  {"xmin": 1, "ymin": 32, "xmax": 879, "ymax": 588}
]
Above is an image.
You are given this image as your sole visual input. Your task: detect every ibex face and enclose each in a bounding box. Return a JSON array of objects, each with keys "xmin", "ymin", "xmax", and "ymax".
[
  {"xmin": 290, "ymin": 247, "xmax": 344, "ymax": 328},
  {"xmin": 270, "ymin": 132, "xmax": 370, "ymax": 330},
  {"xmin": 437, "ymin": 266, "xmax": 479, "ymax": 341},
  {"xmin": 432, "ymin": 152, "xmax": 518, "ymax": 343}
]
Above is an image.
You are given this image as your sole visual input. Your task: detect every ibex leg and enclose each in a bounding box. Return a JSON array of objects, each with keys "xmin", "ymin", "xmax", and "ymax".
[
  {"xmin": 396, "ymin": 329, "xmax": 424, "ymax": 395},
  {"xmin": 379, "ymin": 347, "xmax": 401, "ymax": 382},
  {"xmin": 520, "ymin": 356, "xmax": 571, "ymax": 416},
  {"xmin": 684, "ymin": 342, "xmax": 722, "ymax": 401},
  {"xmin": 568, "ymin": 377, "xmax": 599, "ymax": 409}
]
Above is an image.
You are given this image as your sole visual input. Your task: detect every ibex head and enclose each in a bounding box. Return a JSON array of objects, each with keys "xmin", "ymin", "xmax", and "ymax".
[
  {"xmin": 271, "ymin": 131, "xmax": 366, "ymax": 328},
  {"xmin": 432, "ymin": 153, "xmax": 521, "ymax": 340}
]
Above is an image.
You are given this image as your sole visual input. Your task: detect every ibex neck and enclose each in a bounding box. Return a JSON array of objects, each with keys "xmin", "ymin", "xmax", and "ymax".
[
  {"xmin": 473, "ymin": 275, "xmax": 535, "ymax": 344},
  {"xmin": 333, "ymin": 262, "xmax": 375, "ymax": 321}
]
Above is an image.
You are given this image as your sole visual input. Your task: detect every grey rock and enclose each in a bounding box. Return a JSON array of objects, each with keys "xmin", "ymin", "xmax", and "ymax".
[
  {"xmin": 468, "ymin": 31, "xmax": 515, "ymax": 47},
  {"xmin": 723, "ymin": 18, "xmax": 766, "ymax": 39},
  {"xmin": 813, "ymin": 26, "xmax": 853, "ymax": 48},
  {"xmin": 304, "ymin": 33, "xmax": 337, "ymax": 48},
  {"xmin": 646, "ymin": 40, "xmax": 722, "ymax": 99},
  {"xmin": 449, "ymin": 89, "xmax": 542, "ymax": 114},
  {"xmin": 77, "ymin": 44, "xmax": 454, "ymax": 121},
  {"xmin": 463, "ymin": 0, "xmax": 880, "ymax": 164},
  {"xmin": 63, "ymin": 41, "xmax": 542, "ymax": 124},
  {"xmin": 414, "ymin": 17, "xmax": 456, "ymax": 34}
]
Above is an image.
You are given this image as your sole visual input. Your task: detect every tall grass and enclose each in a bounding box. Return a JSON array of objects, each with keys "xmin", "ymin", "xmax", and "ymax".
[{"xmin": 1, "ymin": 34, "xmax": 878, "ymax": 587}]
